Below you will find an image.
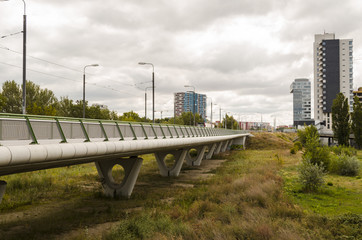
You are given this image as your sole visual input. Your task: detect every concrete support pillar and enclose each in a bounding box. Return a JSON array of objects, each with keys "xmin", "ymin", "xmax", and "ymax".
[
  {"xmin": 186, "ymin": 145, "xmax": 207, "ymax": 166},
  {"xmin": 214, "ymin": 141, "xmax": 223, "ymax": 155},
  {"xmin": 0, "ymin": 180, "xmax": 6, "ymax": 204},
  {"xmin": 221, "ymin": 140, "xmax": 229, "ymax": 152},
  {"xmin": 233, "ymin": 136, "xmax": 247, "ymax": 150},
  {"xmin": 204, "ymin": 143, "xmax": 217, "ymax": 160},
  {"xmin": 95, "ymin": 156, "xmax": 143, "ymax": 198},
  {"xmin": 228, "ymin": 140, "xmax": 234, "ymax": 149},
  {"xmin": 154, "ymin": 149, "xmax": 187, "ymax": 177}
]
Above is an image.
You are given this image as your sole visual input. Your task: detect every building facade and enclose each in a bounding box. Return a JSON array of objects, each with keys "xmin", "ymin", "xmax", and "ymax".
[
  {"xmin": 290, "ymin": 78, "xmax": 312, "ymax": 126},
  {"xmin": 174, "ymin": 91, "xmax": 207, "ymax": 120},
  {"xmin": 313, "ymin": 33, "xmax": 354, "ymax": 130}
]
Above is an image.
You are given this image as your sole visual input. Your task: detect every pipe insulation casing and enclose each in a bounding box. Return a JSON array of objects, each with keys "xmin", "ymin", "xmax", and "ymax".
[{"xmin": 0, "ymin": 134, "xmax": 248, "ymax": 168}]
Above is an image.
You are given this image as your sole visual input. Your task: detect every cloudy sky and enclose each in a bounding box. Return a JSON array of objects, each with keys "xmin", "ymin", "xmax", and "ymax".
[{"xmin": 1, "ymin": 0, "xmax": 361, "ymax": 126}]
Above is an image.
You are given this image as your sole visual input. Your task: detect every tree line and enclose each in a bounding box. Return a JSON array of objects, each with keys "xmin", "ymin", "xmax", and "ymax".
[{"xmin": 0, "ymin": 80, "xmax": 219, "ymax": 126}]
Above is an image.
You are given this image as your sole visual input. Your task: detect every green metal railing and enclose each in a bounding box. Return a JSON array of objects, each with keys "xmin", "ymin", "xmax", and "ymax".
[{"xmin": 0, "ymin": 113, "xmax": 248, "ymax": 145}]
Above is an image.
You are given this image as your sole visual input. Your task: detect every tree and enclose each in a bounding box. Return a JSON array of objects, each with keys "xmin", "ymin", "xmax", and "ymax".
[
  {"xmin": 119, "ymin": 111, "xmax": 141, "ymax": 122},
  {"xmin": 301, "ymin": 125, "xmax": 330, "ymax": 168},
  {"xmin": 179, "ymin": 112, "xmax": 202, "ymax": 126},
  {"xmin": 0, "ymin": 80, "xmax": 58, "ymax": 115},
  {"xmin": 332, "ymin": 93, "xmax": 350, "ymax": 146},
  {"xmin": 351, "ymin": 96, "xmax": 362, "ymax": 148},
  {"xmin": 26, "ymin": 81, "xmax": 58, "ymax": 116},
  {"xmin": 297, "ymin": 124, "xmax": 319, "ymax": 147},
  {"xmin": 0, "ymin": 80, "xmax": 22, "ymax": 113},
  {"xmin": 222, "ymin": 114, "xmax": 238, "ymax": 129}
]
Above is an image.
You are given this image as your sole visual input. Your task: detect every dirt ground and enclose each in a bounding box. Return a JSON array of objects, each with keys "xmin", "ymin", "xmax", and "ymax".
[{"xmin": 0, "ymin": 157, "xmax": 228, "ymax": 240}]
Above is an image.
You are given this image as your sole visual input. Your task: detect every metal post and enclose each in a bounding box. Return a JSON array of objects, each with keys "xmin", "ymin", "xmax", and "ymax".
[
  {"xmin": 193, "ymin": 91, "xmax": 196, "ymax": 126},
  {"xmin": 145, "ymin": 91, "xmax": 147, "ymax": 120},
  {"xmin": 82, "ymin": 73, "xmax": 86, "ymax": 118},
  {"xmin": 152, "ymin": 70, "xmax": 155, "ymax": 123},
  {"xmin": 22, "ymin": 4, "xmax": 26, "ymax": 114},
  {"xmin": 83, "ymin": 64, "xmax": 99, "ymax": 118},
  {"xmin": 139, "ymin": 62, "xmax": 155, "ymax": 123},
  {"xmin": 210, "ymin": 100, "xmax": 213, "ymax": 126},
  {"xmin": 219, "ymin": 107, "xmax": 221, "ymax": 128}
]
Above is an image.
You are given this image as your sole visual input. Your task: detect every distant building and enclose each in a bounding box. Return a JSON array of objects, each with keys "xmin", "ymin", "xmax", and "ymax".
[
  {"xmin": 174, "ymin": 91, "xmax": 207, "ymax": 119},
  {"xmin": 313, "ymin": 33, "xmax": 354, "ymax": 130},
  {"xmin": 239, "ymin": 121, "xmax": 271, "ymax": 131},
  {"xmin": 353, "ymin": 87, "xmax": 362, "ymax": 103},
  {"xmin": 290, "ymin": 78, "xmax": 312, "ymax": 126}
]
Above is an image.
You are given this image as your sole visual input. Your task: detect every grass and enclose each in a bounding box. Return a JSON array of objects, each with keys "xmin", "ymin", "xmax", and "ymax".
[
  {"xmin": 281, "ymin": 150, "xmax": 362, "ymax": 216},
  {"xmin": 0, "ymin": 134, "xmax": 361, "ymax": 239}
]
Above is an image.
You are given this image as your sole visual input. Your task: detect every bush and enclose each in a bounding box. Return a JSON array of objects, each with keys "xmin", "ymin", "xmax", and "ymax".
[
  {"xmin": 298, "ymin": 125, "xmax": 319, "ymax": 147},
  {"xmin": 329, "ymin": 155, "xmax": 360, "ymax": 176},
  {"xmin": 290, "ymin": 141, "xmax": 303, "ymax": 155},
  {"xmin": 330, "ymin": 146, "xmax": 357, "ymax": 156},
  {"xmin": 298, "ymin": 158, "xmax": 326, "ymax": 192},
  {"xmin": 290, "ymin": 147, "xmax": 297, "ymax": 155},
  {"xmin": 303, "ymin": 146, "xmax": 330, "ymax": 169},
  {"xmin": 294, "ymin": 141, "xmax": 303, "ymax": 151},
  {"xmin": 230, "ymin": 144, "xmax": 243, "ymax": 150}
]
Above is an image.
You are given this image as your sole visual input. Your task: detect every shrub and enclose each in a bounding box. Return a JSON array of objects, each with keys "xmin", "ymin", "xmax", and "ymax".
[
  {"xmin": 330, "ymin": 146, "xmax": 357, "ymax": 156},
  {"xmin": 303, "ymin": 146, "xmax": 330, "ymax": 169},
  {"xmin": 329, "ymin": 155, "xmax": 360, "ymax": 176},
  {"xmin": 298, "ymin": 158, "xmax": 326, "ymax": 192},
  {"xmin": 290, "ymin": 147, "xmax": 297, "ymax": 155},
  {"xmin": 230, "ymin": 144, "xmax": 243, "ymax": 150},
  {"xmin": 298, "ymin": 125, "xmax": 319, "ymax": 147},
  {"xmin": 294, "ymin": 141, "xmax": 303, "ymax": 151}
]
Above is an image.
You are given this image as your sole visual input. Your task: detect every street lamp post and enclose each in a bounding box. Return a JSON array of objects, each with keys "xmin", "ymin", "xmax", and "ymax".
[
  {"xmin": 184, "ymin": 85, "xmax": 196, "ymax": 126},
  {"xmin": 83, "ymin": 64, "xmax": 99, "ymax": 118},
  {"xmin": 139, "ymin": 62, "xmax": 155, "ymax": 123},
  {"xmin": 219, "ymin": 106, "xmax": 222, "ymax": 128},
  {"xmin": 1, "ymin": 0, "xmax": 27, "ymax": 114},
  {"xmin": 144, "ymin": 86, "xmax": 152, "ymax": 121}
]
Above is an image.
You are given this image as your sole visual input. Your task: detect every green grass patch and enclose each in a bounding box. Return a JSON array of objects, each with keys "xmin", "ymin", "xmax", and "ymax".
[{"xmin": 281, "ymin": 150, "xmax": 362, "ymax": 216}]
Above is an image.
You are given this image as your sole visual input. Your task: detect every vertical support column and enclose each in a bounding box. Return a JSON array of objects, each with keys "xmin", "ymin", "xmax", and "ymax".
[
  {"xmin": 214, "ymin": 141, "xmax": 223, "ymax": 155},
  {"xmin": 95, "ymin": 157, "xmax": 143, "ymax": 198},
  {"xmin": 154, "ymin": 149, "xmax": 187, "ymax": 177},
  {"xmin": 228, "ymin": 139, "xmax": 234, "ymax": 149},
  {"xmin": 242, "ymin": 136, "xmax": 246, "ymax": 150},
  {"xmin": 221, "ymin": 140, "xmax": 229, "ymax": 152},
  {"xmin": 204, "ymin": 143, "xmax": 217, "ymax": 160},
  {"xmin": 0, "ymin": 180, "xmax": 6, "ymax": 204},
  {"xmin": 185, "ymin": 145, "xmax": 207, "ymax": 166}
]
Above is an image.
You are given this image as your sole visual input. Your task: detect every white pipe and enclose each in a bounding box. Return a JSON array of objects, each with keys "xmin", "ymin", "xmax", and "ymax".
[{"xmin": 0, "ymin": 134, "xmax": 249, "ymax": 169}]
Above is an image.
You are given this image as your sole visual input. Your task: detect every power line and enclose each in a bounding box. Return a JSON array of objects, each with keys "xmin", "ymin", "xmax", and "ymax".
[
  {"xmin": 0, "ymin": 31, "xmax": 23, "ymax": 39},
  {"xmin": 0, "ymin": 45, "xmax": 136, "ymax": 88},
  {"xmin": 0, "ymin": 45, "xmax": 82, "ymax": 73},
  {"xmin": 0, "ymin": 61, "xmax": 133, "ymax": 96}
]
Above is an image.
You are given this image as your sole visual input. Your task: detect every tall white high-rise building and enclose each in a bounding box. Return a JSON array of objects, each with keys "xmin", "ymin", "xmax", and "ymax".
[{"xmin": 313, "ymin": 33, "xmax": 354, "ymax": 130}]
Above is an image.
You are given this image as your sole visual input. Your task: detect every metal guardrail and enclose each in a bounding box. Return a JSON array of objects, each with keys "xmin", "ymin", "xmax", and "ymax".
[{"xmin": 0, "ymin": 113, "xmax": 247, "ymax": 146}]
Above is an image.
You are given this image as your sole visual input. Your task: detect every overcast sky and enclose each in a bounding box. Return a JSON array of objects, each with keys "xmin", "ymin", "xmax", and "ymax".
[{"xmin": 1, "ymin": 0, "xmax": 361, "ymax": 126}]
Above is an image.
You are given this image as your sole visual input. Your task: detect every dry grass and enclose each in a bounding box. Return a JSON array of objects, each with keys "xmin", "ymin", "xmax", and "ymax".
[{"xmin": 246, "ymin": 132, "xmax": 296, "ymax": 150}]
